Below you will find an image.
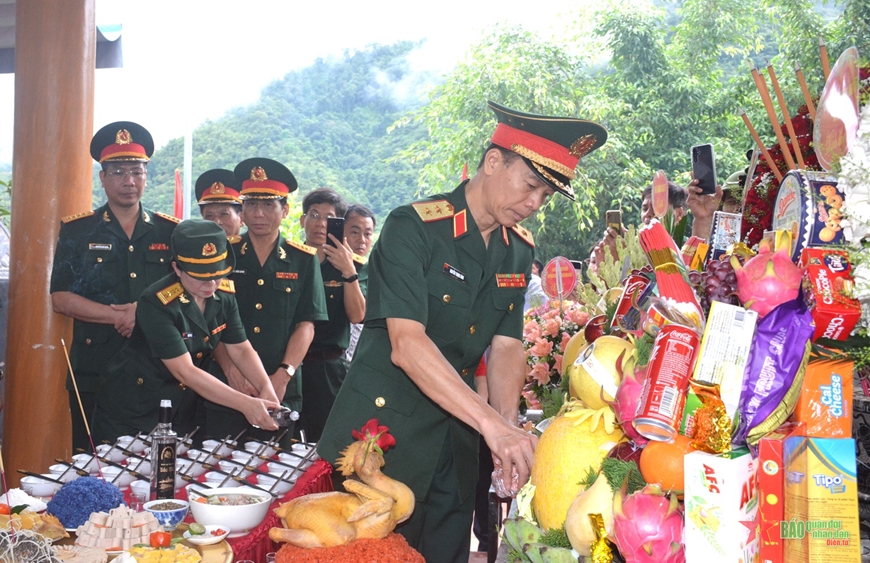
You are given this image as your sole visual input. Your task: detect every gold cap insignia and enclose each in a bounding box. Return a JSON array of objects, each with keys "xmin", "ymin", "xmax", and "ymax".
[
  {"xmin": 202, "ymin": 243, "xmax": 217, "ymax": 257},
  {"xmin": 209, "ymin": 182, "xmax": 226, "ymax": 194},
  {"xmin": 569, "ymin": 134, "xmax": 598, "ymax": 160},
  {"xmin": 116, "ymin": 129, "xmax": 132, "ymax": 145},
  {"xmin": 251, "ymin": 166, "xmax": 268, "ymax": 182}
]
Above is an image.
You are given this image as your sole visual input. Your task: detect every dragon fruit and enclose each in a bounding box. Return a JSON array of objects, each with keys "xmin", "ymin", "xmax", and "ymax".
[
  {"xmin": 730, "ymin": 238, "xmax": 804, "ymax": 317},
  {"xmin": 612, "ymin": 484, "xmax": 685, "ymax": 563},
  {"xmin": 608, "ymin": 355, "xmax": 649, "ymax": 446}
]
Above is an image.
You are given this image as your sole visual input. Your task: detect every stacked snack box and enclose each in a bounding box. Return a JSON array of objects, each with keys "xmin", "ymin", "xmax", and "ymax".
[
  {"xmin": 756, "ymin": 422, "xmax": 804, "ymax": 563},
  {"xmin": 684, "ymin": 447, "xmax": 759, "ymax": 562},
  {"xmin": 791, "ymin": 358, "xmax": 854, "ymax": 438},
  {"xmin": 783, "ymin": 435, "xmax": 861, "ymax": 562}
]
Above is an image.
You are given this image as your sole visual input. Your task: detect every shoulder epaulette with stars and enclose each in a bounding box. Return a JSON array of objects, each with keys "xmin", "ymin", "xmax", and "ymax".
[
  {"xmin": 510, "ymin": 224, "xmax": 535, "ymax": 247},
  {"xmin": 352, "ymin": 253, "xmax": 367, "ymax": 265},
  {"xmin": 285, "ymin": 239, "xmax": 317, "ymax": 255},
  {"xmin": 412, "ymin": 200, "xmax": 454, "ymax": 222},
  {"xmin": 154, "ymin": 212, "xmax": 181, "ymax": 224},
  {"xmin": 156, "ymin": 282, "xmax": 184, "ymax": 305},
  {"xmin": 227, "ymin": 235, "xmax": 242, "ymax": 245},
  {"xmin": 61, "ymin": 210, "xmax": 95, "ymax": 224},
  {"xmin": 218, "ymin": 279, "xmax": 235, "ymax": 293}
]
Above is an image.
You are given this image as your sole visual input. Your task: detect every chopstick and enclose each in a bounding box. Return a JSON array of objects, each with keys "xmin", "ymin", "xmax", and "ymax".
[{"xmin": 17, "ymin": 470, "xmax": 64, "ymax": 484}]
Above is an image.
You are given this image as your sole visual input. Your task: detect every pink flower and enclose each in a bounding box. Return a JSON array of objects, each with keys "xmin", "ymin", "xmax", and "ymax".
[
  {"xmin": 566, "ymin": 308, "xmax": 590, "ymax": 327},
  {"xmin": 523, "ymin": 320, "xmax": 542, "ymax": 342},
  {"xmin": 559, "ymin": 332, "xmax": 572, "ymax": 352},
  {"xmin": 542, "ymin": 308, "xmax": 560, "ymax": 320},
  {"xmin": 553, "ymin": 353, "xmax": 564, "ymax": 374},
  {"xmin": 522, "ymin": 387, "xmax": 543, "ymax": 410},
  {"xmin": 542, "ymin": 317, "xmax": 562, "ymax": 337},
  {"xmin": 529, "ymin": 362, "xmax": 551, "ymax": 385},
  {"xmin": 529, "ymin": 338, "xmax": 554, "ymax": 358}
]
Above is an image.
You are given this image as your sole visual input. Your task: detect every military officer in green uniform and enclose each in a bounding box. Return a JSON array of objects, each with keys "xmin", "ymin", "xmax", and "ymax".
[
  {"xmin": 91, "ymin": 220, "xmax": 280, "ymax": 442},
  {"xmin": 297, "ymin": 187, "xmax": 367, "ymax": 442},
  {"xmin": 195, "ymin": 168, "xmax": 245, "ymax": 237},
  {"xmin": 207, "ymin": 158, "xmax": 327, "ymax": 446},
  {"xmin": 51, "ymin": 121, "xmax": 179, "ymax": 451},
  {"xmin": 318, "ymin": 102, "xmax": 607, "ymax": 563}
]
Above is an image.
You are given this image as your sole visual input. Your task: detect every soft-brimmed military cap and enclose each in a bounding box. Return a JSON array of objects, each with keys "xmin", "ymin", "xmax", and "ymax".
[
  {"xmin": 171, "ymin": 220, "xmax": 235, "ymax": 281},
  {"xmin": 196, "ymin": 169, "xmax": 242, "ymax": 206},
  {"xmin": 90, "ymin": 121, "xmax": 154, "ymax": 163},
  {"xmin": 723, "ymin": 170, "xmax": 746, "ymax": 195},
  {"xmin": 488, "ymin": 101, "xmax": 608, "ymax": 200},
  {"xmin": 234, "ymin": 158, "xmax": 297, "ymax": 200}
]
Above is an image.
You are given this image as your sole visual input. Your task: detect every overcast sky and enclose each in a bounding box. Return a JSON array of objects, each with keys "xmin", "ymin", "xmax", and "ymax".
[{"xmin": 0, "ymin": 0, "xmax": 576, "ymax": 165}]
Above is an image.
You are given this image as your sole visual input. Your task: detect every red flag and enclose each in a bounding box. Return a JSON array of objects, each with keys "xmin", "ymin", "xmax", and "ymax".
[
  {"xmin": 173, "ymin": 169, "xmax": 183, "ymax": 219},
  {"xmin": 461, "ymin": 162, "xmax": 469, "ymax": 181}
]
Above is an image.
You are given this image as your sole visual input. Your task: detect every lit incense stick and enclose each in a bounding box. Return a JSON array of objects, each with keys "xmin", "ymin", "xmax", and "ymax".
[
  {"xmin": 819, "ymin": 37, "xmax": 830, "ymax": 80},
  {"xmin": 61, "ymin": 339, "xmax": 103, "ymax": 478},
  {"xmin": 767, "ymin": 64, "xmax": 806, "ymax": 168},
  {"xmin": 0, "ymin": 447, "xmax": 15, "ymax": 543},
  {"xmin": 749, "ymin": 60, "xmax": 797, "ymax": 170},
  {"xmin": 738, "ymin": 108, "xmax": 784, "ymax": 182},
  {"xmin": 794, "ymin": 62, "xmax": 816, "ymax": 121}
]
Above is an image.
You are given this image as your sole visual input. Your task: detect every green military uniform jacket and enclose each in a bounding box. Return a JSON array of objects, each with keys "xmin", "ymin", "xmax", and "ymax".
[
  {"xmin": 50, "ymin": 203, "xmax": 178, "ymax": 393},
  {"xmin": 310, "ymin": 256, "xmax": 368, "ymax": 353},
  {"xmin": 208, "ymin": 233, "xmax": 328, "ymax": 414},
  {"xmin": 318, "ymin": 182, "xmax": 531, "ymax": 503},
  {"xmin": 92, "ymin": 273, "xmax": 246, "ymax": 443}
]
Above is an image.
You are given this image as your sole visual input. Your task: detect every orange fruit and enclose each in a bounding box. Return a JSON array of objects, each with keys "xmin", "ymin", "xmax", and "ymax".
[{"xmin": 639, "ymin": 433, "xmax": 695, "ymax": 494}]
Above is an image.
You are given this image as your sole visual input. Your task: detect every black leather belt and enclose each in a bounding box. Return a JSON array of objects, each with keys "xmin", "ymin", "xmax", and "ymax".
[{"xmin": 303, "ymin": 348, "xmax": 344, "ymax": 362}]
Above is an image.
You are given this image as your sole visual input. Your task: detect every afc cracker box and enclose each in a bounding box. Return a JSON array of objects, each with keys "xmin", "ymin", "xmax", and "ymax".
[
  {"xmin": 757, "ymin": 422, "xmax": 804, "ymax": 563},
  {"xmin": 685, "ymin": 447, "xmax": 759, "ymax": 563},
  {"xmin": 783, "ymin": 436, "xmax": 861, "ymax": 562},
  {"xmin": 799, "ymin": 248, "xmax": 862, "ymax": 342}
]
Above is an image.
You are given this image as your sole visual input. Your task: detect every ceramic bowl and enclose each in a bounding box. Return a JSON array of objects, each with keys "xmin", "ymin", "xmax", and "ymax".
[
  {"xmin": 187, "ymin": 486, "xmax": 270, "ymax": 537},
  {"xmin": 243, "ymin": 441, "xmax": 277, "ymax": 458},
  {"xmin": 254, "ymin": 473, "xmax": 294, "ymax": 496},
  {"xmin": 96, "ymin": 444, "xmax": 126, "ymax": 463},
  {"xmin": 183, "ymin": 524, "xmax": 230, "ymax": 546},
  {"xmin": 100, "ymin": 465, "xmax": 136, "ymax": 489},
  {"xmin": 203, "ymin": 471, "xmax": 241, "ymax": 488},
  {"xmin": 71, "ymin": 453, "xmax": 98, "ymax": 474},
  {"xmin": 217, "ymin": 460, "xmax": 250, "ymax": 478},
  {"xmin": 20, "ymin": 474, "xmax": 62, "ymax": 498},
  {"xmin": 201, "ymin": 439, "xmax": 236, "ymax": 458},
  {"xmin": 143, "ymin": 499, "xmax": 189, "ymax": 531}
]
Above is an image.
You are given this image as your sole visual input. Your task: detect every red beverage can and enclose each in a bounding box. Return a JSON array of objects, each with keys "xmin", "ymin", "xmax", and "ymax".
[
  {"xmin": 611, "ymin": 274, "xmax": 651, "ymax": 332},
  {"xmin": 634, "ymin": 324, "xmax": 700, "ymax": 441}
]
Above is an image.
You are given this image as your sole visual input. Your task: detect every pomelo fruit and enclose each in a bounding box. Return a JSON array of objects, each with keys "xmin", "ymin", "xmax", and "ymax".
[{"xmin": 566, "ymin": 335, "xmax": 636, "ymax": 409}]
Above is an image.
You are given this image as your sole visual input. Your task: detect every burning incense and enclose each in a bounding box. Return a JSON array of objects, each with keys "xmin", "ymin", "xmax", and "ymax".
[
  {"xmin": 767, "ymin": 64, "xmax": 806, "ymax": 168},
  {"xmin": 737, "ymin": 108, "xmax": 784, "ymax": 182},
  {"xmin": 819, "ymin": 37, "xmax": 830, "ymax": 80},
  {"xmin": 749, "ymin": 60, "xmax": 797, "ymax": 170},
  {"xmin": 61, "ymin": 339, "xmax": 103, "ymax": 478},
  {"xmin": 794, "ymin": 61, "xmax": 817, "ymax": 121}
]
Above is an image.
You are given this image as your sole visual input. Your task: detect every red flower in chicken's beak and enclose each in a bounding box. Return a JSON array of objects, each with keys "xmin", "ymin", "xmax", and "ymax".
[{"xmin": 352, "ymin": 418, "xmax": 396, "ymax": 453}]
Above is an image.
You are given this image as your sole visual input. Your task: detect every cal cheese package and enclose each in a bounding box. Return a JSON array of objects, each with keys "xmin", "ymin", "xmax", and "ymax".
[{"xmin": 791, "ymin": 358, "xmax": 854, "ymax": 438}]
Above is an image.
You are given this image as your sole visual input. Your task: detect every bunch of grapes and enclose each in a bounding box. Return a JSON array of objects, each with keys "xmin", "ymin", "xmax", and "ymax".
[{"xmin": 688, "ymin": 257, "xmax": 741, "ymax": 315}]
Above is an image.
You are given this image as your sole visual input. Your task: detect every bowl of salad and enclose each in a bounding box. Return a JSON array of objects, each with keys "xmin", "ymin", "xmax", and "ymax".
[{"xmin": 187, "ymin": 486, "xmax": 271, "ymax": 537}]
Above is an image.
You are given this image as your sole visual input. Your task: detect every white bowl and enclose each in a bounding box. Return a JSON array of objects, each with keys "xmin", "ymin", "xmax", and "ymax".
[
  {"xmin": 20, "ymin": 474, "xmax": 63, "ymax": 498},
  {"xmin": 266, "ymin": 461, "xmax": 303, "ymax": 477},
  {"xmin": 117, "ymin": 435, "xmax": 148, "ymax": 454},
  {"xmin": 71, "ymin": 453, "xmax": 98, "ymax": 474},
  {"xmin": 217, "ymin": 460, "xmax": 250, "ymax": 478},
  {"xmin": 129, "ymin": 479, "xmax": 151, "ymax": 499},
  {"xmin": 276, "ymin": 453, "xmax": 311, "ymax": 469},
  {"xmin": 291, "ymin": 443, "xmax": 315, "ymax": 457},
  {"xmin": 230, "ymin": 450, "xmax": 254, "ymax": 464},
  {"xmin": 125, "ymin": 456, "xmax": 152, "ymax": 478},
  {"xmin": 203, "ymin": 471, "xmax": 240, "ymax": 488},
  {"xmin": 254, "ymin": 473, "xmax": 294, "ymax": 496},
  {"xmin": 183, "ymin": 524, "xmax": 230, "ymax": 546},
  {"xmin": 48, "ymin": 464, "xmax": 80, "ymax": 482},
  {"xmin": 176, "ymin": 439, "xmax": 192, "ymax": 456},
  {"xmin": 244, "ymin": 441, "xmax": 277, "ymax": 458},
  {"xmin": 186, "ymin": 448, "xmax": 217, "ymax": 466},
  {"xmin": 187, "ymin": 486, "xmax": 271, "ymax": 537},
  {"xmin": 201, "ymin": 440, "xmax": 236, "ymax": 458},
  {"xmin": 96, "ymin": 444, "xmax": 126, "ymax": 463},
  {"xmin": 100, "ymin": 466, "xmax": 136, "ymax": 489}
]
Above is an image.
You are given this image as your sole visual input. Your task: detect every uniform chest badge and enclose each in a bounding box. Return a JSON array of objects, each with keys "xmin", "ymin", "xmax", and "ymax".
[
  {"xmin": 149, "ymin": 243, "xmax": 169, "ymax": 251},
  {"xmin": 443, "ymin": 263, "xmax": 466, "ymax": 283},
  {"xmin": 88, "ymin": 243, "xmax": 112, "ymax": 251},
  {"xmin": 495, "ymin": 273, "xmax": 526, "ymax": 288},
  {"xmin": 324, "ymin": 280, "xmax": 342, "ymax": 287},
  {"xmin": 211, "ymin": 324, "xmax": 226, "ymax": 335},
  {"xmin": 276, "ymin": 272, "xmax": 298, "ymax": 280},
  {"xmin": 181, "ymin": 332, "xmax": 194, "ymax": 339}
]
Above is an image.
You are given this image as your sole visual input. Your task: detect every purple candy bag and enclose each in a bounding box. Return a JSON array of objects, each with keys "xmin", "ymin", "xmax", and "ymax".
[{"xmin": 733, "ymin": 296, "xmax": 814, "ymax": 445}]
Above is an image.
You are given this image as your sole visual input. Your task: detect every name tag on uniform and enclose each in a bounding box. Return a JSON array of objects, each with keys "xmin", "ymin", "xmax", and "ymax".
[
  {"xmin": 211, "ymin": 324, "xmax": 226, "ymax": 335},
  {"xmin": 181, "ymin": 332, "xmax": 194, "ymax": 339},
  {"xmin": 149, "ymin": 243, "xmax": 169, "ymax": 251},
  {"xmin": 443, "ymin": 263, "xmax": 466, "ymax": 283},
  {"xmin": 89, "ymin": 243, "xmax": 112, "ymax": 251},
  {"xmin": 232, "ymin": 269, "xmax": 246, "ymax": 275},
  {"xmin": 276, "ymin": 272, "xmax": 298, "ymax": 280},
  {"xmin": 495, "ymin": 273, "xmax": 526, "ymax": 288}
]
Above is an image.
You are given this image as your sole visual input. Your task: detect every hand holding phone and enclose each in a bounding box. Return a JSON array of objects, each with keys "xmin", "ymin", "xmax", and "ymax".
[
  {"xmin": 326, "ymin": 216, "xmax": 345, "ymax": 247},
  {"xmin": 606, "ymin": 209, "xmax": 623, "ymax": 232},
  {"xmin": 691, "ymin": 143, "xmax": 718, "ymax": 196}
]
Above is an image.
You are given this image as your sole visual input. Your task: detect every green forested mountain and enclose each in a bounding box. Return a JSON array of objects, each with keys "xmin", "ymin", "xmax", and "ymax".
[{"xmin": 95, "ymin": 42, "xmax": 433, "ymax": 223}]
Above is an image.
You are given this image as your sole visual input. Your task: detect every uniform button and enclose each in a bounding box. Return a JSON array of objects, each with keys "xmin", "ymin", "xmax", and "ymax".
[
  {"xmin": 461, "ymin": 368, "xmax": 469, "ymax": 376},
  {"xmin": 130, "ymin": 272, "xmax": 137, "ymax": 279},
  {"xmin": 255, "ymin": 303, "xmax": 262, "ymax": 310},
  {"xmin": 375, "ymin": 397, "xmax": 386, "ymax": 408},
  {"xmin": 329, "ymin": 295, "xmax": 334, "ymax": 300},
  {"xmin": 136, "ymin": 378, "xmax": 144, "ymax": 385},
  {"xmin": 469, "ymin": 325, "xmax": 476, "ymax": 334},
  {"xmin": 257, "ymin": 279, "xmax": 264, "ymax": 286},
  {"xmin": 128, "ymin": 245, "xmax": 134, "ymax": 252},
  {"xmin": 509, "ymin": 303, "xmax": 514, "ymax": 312},
  {"xmin": 442, "ymin": 295, "xmax": 451, "ymax": 303},
  {"xmin": 253, "ymin": 327, "xmax": 261, "ymax": 334},
  {"xmin": 179, "ymin": 383, "xmax": 187, "ymax": 390},
  {"xmin": 85, "ymin": 338, "xmax": 92, "ymax": 345},
  {"xmin": 195, "ymin": 352, "xmax": 203, "ymax": 359},
  {"xmin": 160, "ymin": 258, "xmax": 165, "ymax": 263},
  {"xmin": 96, "ymin": 257, "xmax": 103, "ymax": 263},
  {"xmin": 203, "ymin": 336, "xmax": 209, "ymax": 343},
  {"xmin": 285, "ymin": 287, "xmax": 291, "ymax": 293}
]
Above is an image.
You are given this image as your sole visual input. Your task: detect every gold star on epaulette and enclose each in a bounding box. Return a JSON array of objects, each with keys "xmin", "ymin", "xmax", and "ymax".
[
  {"xmin": 218, "ymin": 279, "xmax": 235, "ymax": 293},
  {"xmin": 227, "ymin": 235, "xmax": 242, "ymax": 245},
  {"xmin": 286, "ymin": 240, "xmax": 317, "ymax": 255},
  {"xmin": 412, "ymin": 200, "xmax": 454, "ymax": 222},
  {"xmin": 156, "ymin": 282, "xmax": 184, "ymax": 305},
  {"xmin": 352, "ymin": 253, "xmax": 367, "ymax": 265},
  {"xmin": 510, "ymin": 223, "xmax": 535, "ymax": 247},
  {"xmin": 154, "ymin": 212, "xmax": 181, "ymax": 224},
  {"xmin": 61, "ymin": 210, "xmax": 95, "ymax": 224}
]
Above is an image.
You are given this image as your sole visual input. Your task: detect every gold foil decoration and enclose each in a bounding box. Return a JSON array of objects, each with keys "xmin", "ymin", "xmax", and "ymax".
[
  {"xmin": 588, "ymin": 513, "xmax": 614, "ymax": 563},
  {"xmin": 689, "ymin": 380, "xmax": 732, "ymax": 454},
  {"xmin": 725, "ymin": 241, "xmax": 755, "ymax": 261}
]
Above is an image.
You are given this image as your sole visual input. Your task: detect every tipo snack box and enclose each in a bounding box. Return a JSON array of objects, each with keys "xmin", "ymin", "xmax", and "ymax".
[
  {"xmin": 684, "ymin": 447, "xmax": 759, "ymax": 563},
  {"xmin": 799, "ymin": 248, "xmax": 862, "ymax": 342},
  {"xmin": 783, "ymin": 436, "xmax": 861, "ymax": 562},
  {"xmin": 790, "ymin": 358, "xmax": 854, "ymax": 438},
  {"xmin": 757, "ymin": 422, "xmax": 804, "ymax": 563}
]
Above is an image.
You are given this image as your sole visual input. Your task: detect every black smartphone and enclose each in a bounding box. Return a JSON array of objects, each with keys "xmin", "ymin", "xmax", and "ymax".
[
  {"xmin": 606, "ymin": 209, "xmax": 622, "ymax": 231},
  {"xmin": 691, "ymin": 143, "xmax": 718, "ymax": 195},
  {"xmin": 326, "ymin": 216, "xmax": 345, "ymax": 247}
]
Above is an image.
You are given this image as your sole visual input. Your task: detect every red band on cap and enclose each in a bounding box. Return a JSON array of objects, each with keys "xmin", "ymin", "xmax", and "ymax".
[
  {"xmin": 200, "ymin": 189, "xmax": 242, "ymax": 203},
  {"xmin": 100, "ymin": 143, "xmax": 148, "ymax": 162},
  {"xmin": 490, "ymin": 123, "xmax": 578, "ymax": 173},
  {"xmin": 241, "ymin": 179, "xmax": 289, "ymax": 195}
]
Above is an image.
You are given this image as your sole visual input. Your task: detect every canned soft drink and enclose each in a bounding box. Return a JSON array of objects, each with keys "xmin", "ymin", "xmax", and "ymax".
[
  {"xmin": 611, "ymin": 274, "xmax": 651, "ymax": 332},
  {"xmin": 634, "ymin": 324, "xmax": 700, "ymax": 441}
]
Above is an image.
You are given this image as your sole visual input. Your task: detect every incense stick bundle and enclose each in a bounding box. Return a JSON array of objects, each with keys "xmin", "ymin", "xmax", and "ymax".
[
  {"xmin": 767, "ymin": 63, "xmax": 806, "ymax": 168},
  {"xmin": 639, "ymin": 220, "xmax": 683, "ymax": 269},
  {"xmin": 794, "ymin": 62, "xmax": 817, "ymax": 121},
  {"xmin": 819, "ymin": 37, "xmax": 831, "ymax": 80},
  {"xmin": 738, "ymin": 109, "xmax": 784, "ymax": 182},
  {"xmin": 749, "ymin": 60, "xmax": 797, "ymax": 170},
  {"xmin": 654, "ymin": 263, "xmax": 704, "ymax": 329}
]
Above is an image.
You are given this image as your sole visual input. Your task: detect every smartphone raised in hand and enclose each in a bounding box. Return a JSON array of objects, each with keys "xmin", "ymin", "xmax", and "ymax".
[
  {"xmin": 606, "ymin": 209, "xmax": 623, "ymax": 232},
  {"xmin": 326, "ymin": 216, "xmax": 345, "ymax": 247},
  {"xmin": 691, "ymin": 143, "xmax": 718, "ymax": 196}
]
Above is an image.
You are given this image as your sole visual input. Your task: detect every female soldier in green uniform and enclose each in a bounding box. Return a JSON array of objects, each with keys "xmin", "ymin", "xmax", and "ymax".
[{"xmin": 92, "ymin": 220, "xmax": 280, "ymax": 443}]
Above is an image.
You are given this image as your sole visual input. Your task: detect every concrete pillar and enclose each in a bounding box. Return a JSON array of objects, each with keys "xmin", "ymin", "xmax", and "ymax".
[{"xmin": 4, "ymin": 0, "xmax": 95, "ymax": 482}]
